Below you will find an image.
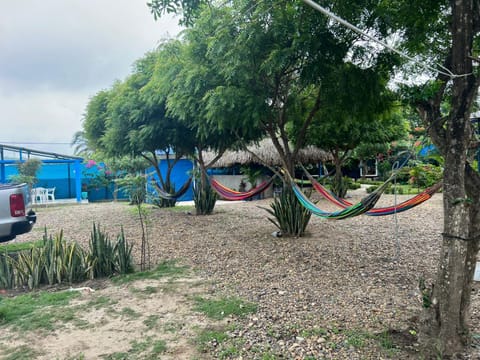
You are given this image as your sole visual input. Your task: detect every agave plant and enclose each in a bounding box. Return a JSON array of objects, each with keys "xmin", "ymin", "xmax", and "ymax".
[
  {"xmin": 15, "ymin": 247, "xmax": 45, "ymax": 290},
  {"xmin": 0, "ymin": 251, "xmax": 15, "ymax": 289},
  {"xmin": 88, "ymin": 223, "xmax": 116, "ymax": 278},
  {"xmin": 114, "ymin": 227, "xmax": 134, "ymax": 274},
  {"xmin": 264, "ymin": 187, "xmax": 312, "ymax": 237},
  {"xmin": 193, "ymin": 183, "xmax": 217, "ymax": 215}
]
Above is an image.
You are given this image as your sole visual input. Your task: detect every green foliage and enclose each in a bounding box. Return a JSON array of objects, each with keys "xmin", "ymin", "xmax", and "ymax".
[
  {"xmin": 112, "ymin": 260, "xmax": 188, "ymax": 285},
  {"xmin": 42, "ymin": 230, "xmax": 86, "ymax": 285},
  {"xmin": 114, "ymin": 228, "xmax": 134, "ymax": 275},
  {"xmin": 9, "ymin": 158, "xmax": 42, "ymax": 189},
  {"xmin": 196, "ymin": 328, "xmax": 230, "ymax": 353},
  {"xmin": 193, "ymin": 183, "xmax": 217, "ymax": 215},
  {"xmin": 14, "ymin": 247, "xmax": 45, "ymax": 290},
  {"xmin": 193, "ymin": 296, "xmax": 257, "ymax": 320},
  {"xmin": 264, "ymin": 187, "xmax": 312, "ymax": 237},
  {"xmin": 408, "ymin": 163, "xmax": 443, "ymax": 188},
  {"xmin": 0, "ymin": 251, "xmax": 15, "ymax": 289},
  {"xmin": 328, "ymin": 176, "xmax": 351, "ymax": 198},
  {"xmin": 115, "ymin": 174, "xmax": 147, "ymax": 205},
  {"xmin": 87, "ymin": 224, "xmax": 116, "ymax": 279},
  {"xmin": 0, "ymin": 290, "xmax": 79, "ymax": 328},
  {"xmin": 0, "ymin": 240, "xmax": 44, "ymax": 253}
]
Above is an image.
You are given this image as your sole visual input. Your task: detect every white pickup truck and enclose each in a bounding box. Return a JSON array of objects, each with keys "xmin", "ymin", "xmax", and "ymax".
[{"xmin": 0, "ymin": 183, "xmax": 36, "ymax": 242}]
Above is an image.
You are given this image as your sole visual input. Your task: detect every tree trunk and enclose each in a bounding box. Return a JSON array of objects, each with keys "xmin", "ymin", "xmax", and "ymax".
[{"xmin": 419, "ymin": 0, "xmax": 480, "ymax": 356}]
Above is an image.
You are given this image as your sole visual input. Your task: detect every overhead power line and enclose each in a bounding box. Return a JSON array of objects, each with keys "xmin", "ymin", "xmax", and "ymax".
[{"xmin": 301, "ymin": 0, "xmax": 471, "ymax": 79}]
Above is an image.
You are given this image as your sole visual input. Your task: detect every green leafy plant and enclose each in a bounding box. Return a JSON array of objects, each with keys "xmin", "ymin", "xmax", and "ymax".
[
  {"xmin": 114, "ymin": 227, "xmax": 134, "ymax": 275},
  {"xmin": 264, "ymin": 187, "xmax": 312, "ymax": 237},
  {"xmin": 115, "ymin": 174, "xmax": 147, "ymax": 205},
  {"xmin": 87, "ymin": 223, "xmax": 116, "ymax": 279},
  {"xmin": 14, "ymin": 247, "xmax": 45, "ymax": 290},
  {"xmin": 9, "ymin": 158, "xmax": 42, "ymax": 190},
  {"xmin": 193, "ymin": 296, "xmax": 257, "ymax": 320},
  {"xmin": 408, "ymin": 163, "xmax": 443, "ymax": 188},
  {"xmin": 0, "ymin": 251, "xmax": 15, "ymax": 289},
  {"xmin": 193, "ymin": 183, "xmax": 217, "ymax": 215}
]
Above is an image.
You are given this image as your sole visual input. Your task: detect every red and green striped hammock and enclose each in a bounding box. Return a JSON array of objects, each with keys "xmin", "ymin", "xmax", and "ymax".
[
  {"xmin": 300, "ymin": 168, "xmax": 442, "ymax": 216},
  {"xmin": 290, "ymin": 173, "xmax": 394, "ymax": 219},
  {"xmin": 210, "ymin": 177, "xmax": 275, "ymax": 201}
]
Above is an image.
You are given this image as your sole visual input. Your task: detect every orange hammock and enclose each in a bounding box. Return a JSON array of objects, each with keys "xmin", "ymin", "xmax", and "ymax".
[{"xmin": 210, "ymin": 177, "xmax": 275, "ymax": 201}]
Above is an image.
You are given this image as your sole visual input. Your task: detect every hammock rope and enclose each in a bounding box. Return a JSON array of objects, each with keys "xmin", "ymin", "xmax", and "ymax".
[
  {"xmin": 300, "ymin": 165, "xmax": 442, "ymax": 216},
  {"xmin": 154, "ymin": 176, "xmax": 193, "ymax": 200},
  {"xmin": 287, "ymin": 170, "xmax": 394, "ymax": 220},
  {"xmin": 210, "ymin": 176, "xmax": 275, "ymax": 201}
]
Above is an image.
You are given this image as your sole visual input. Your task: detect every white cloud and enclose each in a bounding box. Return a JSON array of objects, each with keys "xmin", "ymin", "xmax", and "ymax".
[{"xmin": 0, "ymin": 0, "xmax": 181, "ymax": 155}]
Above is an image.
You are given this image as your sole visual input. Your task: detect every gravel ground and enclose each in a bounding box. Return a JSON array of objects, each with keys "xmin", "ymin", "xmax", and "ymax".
[{"xmin": 17, "ymin": 189, "xmax": 480, "ymax": 359}]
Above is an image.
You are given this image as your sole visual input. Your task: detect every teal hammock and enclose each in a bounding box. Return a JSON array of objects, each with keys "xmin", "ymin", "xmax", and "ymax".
[{"xmin": 290, "ymin": 175, "xmax": 393, "ymax": 220}]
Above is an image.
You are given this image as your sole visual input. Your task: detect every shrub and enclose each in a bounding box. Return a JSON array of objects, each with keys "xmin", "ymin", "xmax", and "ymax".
[
  {"xmin": 408, "ymin": 164, "xmax": 443, "ymax": 188},
  {"xmin": 115, "ymin": 228, "xmax": 134, "ymax": 275},
  {"xmin": 194, "ymin": 184, "xmax": 217, "ymax": 215},
  {"xmin": 0, "ymin": 251, "xmax": 15, "ymax": 289},
  {"xmin": 87, "ymin": 224, "xmax": 116, "ymax": 279},
  {"xmin": 264, "ymin": 187, "xmax": 312, "ymax": 237}
]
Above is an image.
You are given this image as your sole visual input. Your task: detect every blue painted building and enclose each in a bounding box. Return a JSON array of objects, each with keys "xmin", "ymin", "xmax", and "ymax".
[{"xmin": 1, "ymin": 144, "xmax": 195, "ymax": 202}]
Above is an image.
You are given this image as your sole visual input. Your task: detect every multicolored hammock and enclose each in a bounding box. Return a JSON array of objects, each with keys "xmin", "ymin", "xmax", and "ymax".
[
  {"xmin": 155, "ymin": 177, "xmax": 193, "ymax": 200},
  {"xmin": 300, "ymin": 168, "xmax": 442, "ymax": 216},
  {"xmin": 210, "ymin": 177, "xmax": 275, "ymax": 201},
  {"xmin": 290, "ymin": 174, "xmax": 393, "ymax": 220}
]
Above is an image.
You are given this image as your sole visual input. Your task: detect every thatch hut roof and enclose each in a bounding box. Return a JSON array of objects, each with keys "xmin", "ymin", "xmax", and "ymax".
[{"xmin": 203, "ymin": 138, "xmax": 332, "ymax": 168}]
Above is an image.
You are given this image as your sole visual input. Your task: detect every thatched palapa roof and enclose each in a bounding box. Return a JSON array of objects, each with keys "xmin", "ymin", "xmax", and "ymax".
[{"xmin": 203, "ymin": 138, "xmax": 332, "ymax": 168}]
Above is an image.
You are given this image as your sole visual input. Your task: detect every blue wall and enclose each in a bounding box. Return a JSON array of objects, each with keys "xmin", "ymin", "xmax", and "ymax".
[
  {"xmin": 147, "ymin": 159, "xmax": 194, "ymax": 202},
  {"xmin": 3, "ymin": 158, "xmax": 194, "ymax": 202},
  {"xmin": 3, "ymin": 162, "xmax": 80, "ymax": 199}
]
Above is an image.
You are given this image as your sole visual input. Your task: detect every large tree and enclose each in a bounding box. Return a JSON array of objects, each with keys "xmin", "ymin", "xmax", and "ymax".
[
  {"xmin": 378, "ymin": 0, "xmax": 480, "ymax": 356},
  {"xmin": 84, "ymin": 50, "xmax": 196, "ymax": 206},
  {"xmin": 297, "ymin": 62, "xmax": 406, "ymax": 196},
  {"xmin": 150, "ymin": 0, "xmax": 480, "ymax": 354}
]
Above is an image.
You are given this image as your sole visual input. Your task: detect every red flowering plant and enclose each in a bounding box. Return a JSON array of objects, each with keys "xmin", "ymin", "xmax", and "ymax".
[{"xmin": 83, "ymin": 160, "xmax": 115, "ymax": 192}]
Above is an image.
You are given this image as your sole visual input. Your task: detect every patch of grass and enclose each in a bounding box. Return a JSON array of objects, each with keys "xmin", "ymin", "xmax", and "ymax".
[
  {"xmin": 0, "ymin": 344, "xmax": 42, "ymax": 360},
  {"xmin": 85, "ymin": 295, "xmax": 116, "ymax": 310},
  {"xmin": 163, "ymin": 320, "xmax": 183, "ymax": 333},
  {"xmin": 101, "ymin": 352, "xmax": 129, "ymax": 360},
  {"xmin": 260, "ymin": 353, "xmax": 277, "ymax": 360},
  {"xmin": 0, "ymin": 240, "xmax": 44, "ymax": 253},
  {"xmin": 112, "ymin": 260, "xmax": 189, "ymax": 284},
  {"xmin": 163, "ymin": 205, "xmax": 195, "ymax": 212},
  {"xmin": 0, "ymin": 290, "xmax": 80, "ymax": 330},
  {"xmin": 101, "ymin": 337, "xmax": 167, "ymax": 360},
  {"xmin": 300, "ymin": 327, "xmax": 328, "ymax": 338},
  {"xmin": 151, "ymin": 339, "xmax": 167, "ymax": 355},
  {"xmin": 64, "ymin": 354, "xmax": 86, "ymax": 360},
  {"xmin": 143, "ymin": 286, "xmax": 158, "ymax": 294},
  {"xmin": 193, "ymin": 296, "xmax": 257, "ymax": 320},
  {"xmin": 126, "ymin": 203, "xmax": 152, "ymax": 217},
  {"xmin": 344, "ymin": 329, "xmax": 368, "ymax": 348},
  {"xmin": 143, "ymin": 315, "xmax": 160, "ymax": 330},
  {"xmin": 120, "ymin": 307, "xmax": 141, "ymax": 320},
  {"xmin": 197, "ymin": 328, "xmax": 229, "ymax": 352},
  {"xmin": 377, "ymin": 330, "xmax": 395, "ymax": 350}
]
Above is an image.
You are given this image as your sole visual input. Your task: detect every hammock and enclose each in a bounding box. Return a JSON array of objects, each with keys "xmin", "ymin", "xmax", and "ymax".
[
  {"xmin": 154, "ymin": 177, "xmax": 193, "ymax": 200},
  {"xmin": 300, "ymin": 168, "xmax": 442, "ymax": 216},
  {"xmin": 210, "ymin": 176, "xmax": 275, "ymax": 201},
  {"xmin": 291, "ymin": 175, "xmax": 393, "ymax": 220}
]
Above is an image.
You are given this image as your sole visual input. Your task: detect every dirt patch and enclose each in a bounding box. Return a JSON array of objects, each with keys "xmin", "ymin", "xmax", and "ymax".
[
  {"xmin": 0, "ymin": 274, "xmax": 215, "ymax": 359},
  {"xmin": 5, "ymin": 192, "xmax": 480, "ymax": 359}
]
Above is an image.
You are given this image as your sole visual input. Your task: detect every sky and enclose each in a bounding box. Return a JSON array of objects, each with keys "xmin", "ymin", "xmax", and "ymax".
[{"xmin": 0, "ymin": 0, "xmax": 181, "ymax": 156}]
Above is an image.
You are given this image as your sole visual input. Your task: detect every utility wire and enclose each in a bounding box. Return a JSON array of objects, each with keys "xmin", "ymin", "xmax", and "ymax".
[{"xmin": 301, "ymin": 0, "xmax": 471, "ymax": 79}]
